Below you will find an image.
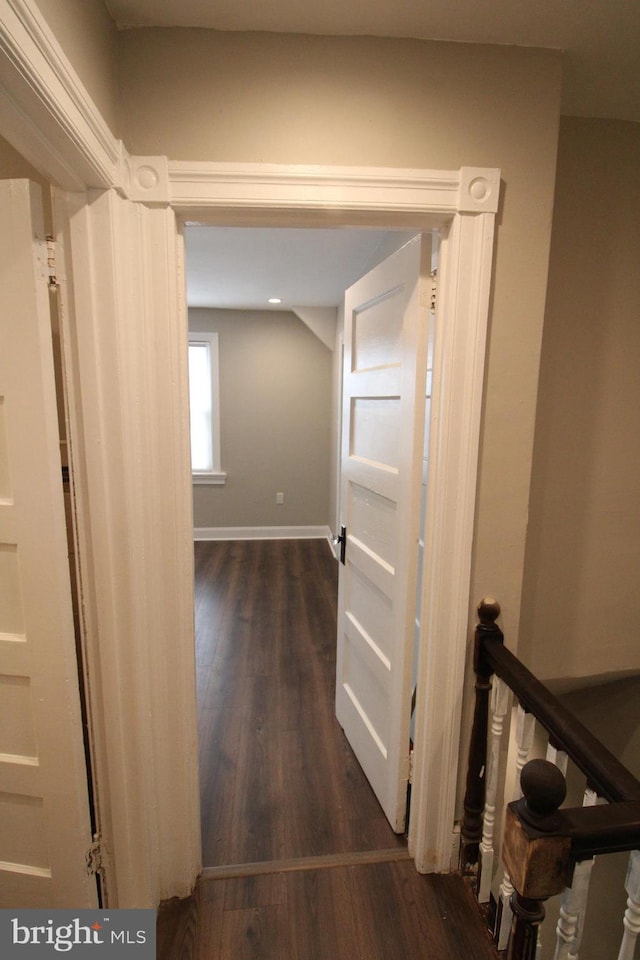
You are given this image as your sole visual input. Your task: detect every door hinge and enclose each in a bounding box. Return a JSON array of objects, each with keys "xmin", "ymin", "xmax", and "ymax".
[
  {"xmin": 45, "ymin": 235, "xmax": 59, "ymax": 289},
  {"xmin": 86, "ymin": 835, "xmax": 103, "ymax": 876},
  {"xmin": 408, "ymin": 747, "xmax": 414, "ymax": 785},
  {"xmin": 429, "ymin": 268, "xmax": 437, "ymax": 313}
]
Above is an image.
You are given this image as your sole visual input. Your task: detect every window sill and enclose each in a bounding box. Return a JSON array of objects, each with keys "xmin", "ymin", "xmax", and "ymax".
[{"xmin": 192, "ymin": 472, "xmax": 227, "ymax": 486}]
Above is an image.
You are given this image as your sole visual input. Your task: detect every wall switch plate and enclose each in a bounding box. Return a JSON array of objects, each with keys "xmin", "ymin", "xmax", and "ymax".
[{"xmin": 276, "ymin": 492, "xmax": 284, "ymax": 504}]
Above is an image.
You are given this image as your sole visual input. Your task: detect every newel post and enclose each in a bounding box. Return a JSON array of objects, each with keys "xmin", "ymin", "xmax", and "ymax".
[
  {"xmin": 460, "ymin": 597, "xmax": 503, "ymax": 878},
  {"xmin": 503, "ymin": 760, "xmax": 572, "ymax": 960}
]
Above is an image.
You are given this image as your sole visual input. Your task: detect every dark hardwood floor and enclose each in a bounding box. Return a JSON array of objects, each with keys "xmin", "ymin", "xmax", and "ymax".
[
  {"xmin": 195, "ymin": 538, "xmax": 403, "ymax": 866},
  {"xmin": 159, "ymin": 539, "xmax": 499, "ymax": 959},
  {"xmin": 158, "ymin": 863, "xmax": 499, "ymax": 960}
]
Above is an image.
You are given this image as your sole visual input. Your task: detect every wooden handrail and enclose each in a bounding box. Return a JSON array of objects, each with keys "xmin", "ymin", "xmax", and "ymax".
[
  {"xmin": 481, "ymin": 635, "xmax": 640, "ymax": 804},
  {"xmin": 461, "ymin": 599, "xmax": 640, "ymax": 960},
  {"xmin": 562, "ymin": 800, "xmax": 640, "ymax": 859}
]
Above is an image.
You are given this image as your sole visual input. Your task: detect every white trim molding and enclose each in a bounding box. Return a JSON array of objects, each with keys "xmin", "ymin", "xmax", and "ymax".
[
  {"xmin": 194, "ymin": 525, "xmax": 332, "ymax": 541},
  {"xmin": 408, "ymin": 205, "xmax": 497, "ymax": 873},
  {"xmin": 56, "ymin": 189, "xmax": 200, "ymax": 908},
  {"xmin": 192, "ymin": 473, "xmax": 227, "ymax": 486},
  {"xmin": 168, "ymin": 160, "xmax": 499, "ymax": 220},
  {"xmin": 0, "ymin": 0, "xmax": 120, "ymax": 189},
  {"xmin": 124, "ymin": 154, "xmax": 170, "ymax": 203}
]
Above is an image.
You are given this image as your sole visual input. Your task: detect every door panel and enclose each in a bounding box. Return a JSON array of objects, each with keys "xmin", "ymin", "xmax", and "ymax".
[
  {"xmin": 0, "ymin": 180, "xmax": 96, "ymax": 907},
  {"xmin": 336, "ymin": 236, "xmax": 429, "ymax": 832}
]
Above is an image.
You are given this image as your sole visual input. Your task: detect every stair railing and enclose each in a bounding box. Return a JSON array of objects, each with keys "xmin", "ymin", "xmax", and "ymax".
[{"xmin": 460, "ymin": 599, "xmax": 640, "ymax": 960}]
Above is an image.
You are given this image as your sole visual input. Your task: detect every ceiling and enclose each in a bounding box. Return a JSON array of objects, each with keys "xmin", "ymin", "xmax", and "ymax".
[
  {"xmin": 185, "ymin": 226, "xmax": 408, "ymax": 310},
  {"xmin": 106, "ymin": 0, "xmax": 640, "ymax": 123}
]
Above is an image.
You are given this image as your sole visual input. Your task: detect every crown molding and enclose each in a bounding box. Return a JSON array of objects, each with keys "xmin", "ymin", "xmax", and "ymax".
[{"xmin": 0, "ymin": 0, "xmax": 120, "ymax": 189}]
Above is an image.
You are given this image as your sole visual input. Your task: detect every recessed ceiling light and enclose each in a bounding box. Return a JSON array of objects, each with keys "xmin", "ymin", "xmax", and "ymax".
[{"xmin": 268, "ymin": 297, "xmax": 282, "ymax": 304}]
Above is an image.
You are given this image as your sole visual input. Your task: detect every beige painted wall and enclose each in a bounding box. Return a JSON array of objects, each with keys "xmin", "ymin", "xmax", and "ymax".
[
  {"xmin": 119, "ymin": 29, "xmax": 563, "ymax": 646},
  {"xmin": 189, "ymin": 308, "xmax": 332, "ymax": 529},
  {"xmin": 34, "ymin": 0, "xmax": 120, "ymax": 135},
  {"xmin": 0, "ymin": 132, "xmax": 48, "ymax": 181},
  {"xmin": 520, "ymin": 118, "xmax": 640, "ymax": 683}
]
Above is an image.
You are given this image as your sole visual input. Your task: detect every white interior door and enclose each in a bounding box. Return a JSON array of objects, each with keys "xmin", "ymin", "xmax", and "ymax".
[
  {"xmin": 335, "ymin": 235, "xmax": 429, "ymax": 833},
  {"xmin": 0, "ymin": 180, "xmax": 96, "ymax": 907}
]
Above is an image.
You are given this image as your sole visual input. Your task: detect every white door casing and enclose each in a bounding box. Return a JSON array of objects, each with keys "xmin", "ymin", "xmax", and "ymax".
[
  {"xmin": 0, "ymin": 0, "xmax": 500, "ymax": 895},
  {"xmin": 0, "ymin": 179, "xmax": 96, "ymax": 908},
  {"xmin": 53, "ymin": 187, "xmax": 201, "ymax": 907},
  {"xmin": 55, "ymin": 167, "xmax": 497, "ymax": 896},
  {"xmin": 336, "ymin": 236, "xmax": 429, "ymax": 832},
  {"xmin": 43, "ymin": 174, "xmax": 499, "ymax": 892}
]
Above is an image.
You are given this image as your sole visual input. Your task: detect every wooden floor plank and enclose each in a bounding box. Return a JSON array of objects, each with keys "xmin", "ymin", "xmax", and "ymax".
[
  {"xmin": 222, "ymin": 872, "xmax": 287, "ymax": 911},
  {"xmin": 228, "ymin": 676, "xmax": 288, "ymax": 864},
  {"xmin": 220, "ymin": 903, "xmax": 292, "ymax": 960},
  {"xmin": 287, "ymin": 866, "xmax": 362, "ymax": 960},
  {"xmin": 193, "ymin": 881, "xmax": 226, "ymax": 960}
]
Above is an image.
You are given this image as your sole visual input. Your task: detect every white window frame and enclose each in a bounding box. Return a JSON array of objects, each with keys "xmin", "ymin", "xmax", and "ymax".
[{"xmin": 188, "ymin": 331, "xmax": 226, "ymax": 484}]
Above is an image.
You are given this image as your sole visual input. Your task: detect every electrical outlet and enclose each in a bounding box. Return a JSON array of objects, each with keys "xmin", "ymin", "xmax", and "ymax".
[{"xmin": 276, "ymin": 492, "xmax": 284, "ymax": 505}]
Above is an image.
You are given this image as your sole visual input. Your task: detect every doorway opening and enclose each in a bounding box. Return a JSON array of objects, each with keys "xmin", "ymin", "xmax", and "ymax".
[{"xmin": 185, "ymin": 225, "xmax": 433, "ymax": 869}]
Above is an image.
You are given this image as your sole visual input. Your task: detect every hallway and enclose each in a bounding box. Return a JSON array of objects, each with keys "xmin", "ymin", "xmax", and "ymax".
[
  {"xmin": 156, "ymin": 539, "xmax": 498, "ymax": 958},
  {"xmin": 195, "ymin": 538, "xmax": 403, "ymax": 866}
]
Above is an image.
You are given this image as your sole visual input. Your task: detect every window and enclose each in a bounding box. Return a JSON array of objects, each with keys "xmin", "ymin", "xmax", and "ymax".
[{"xmin": 188, "ymin": 332, "xmax": 225, "ymax": 484}]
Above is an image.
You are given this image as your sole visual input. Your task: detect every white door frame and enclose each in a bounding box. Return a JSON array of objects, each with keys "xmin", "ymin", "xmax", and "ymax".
[
  {"xmin": 165, "ymin": 160, "xmax": 499, "ymax": 877},
  {"xmin": 0, "ymin": 0, "xmax": 499, "ymax": 901}
]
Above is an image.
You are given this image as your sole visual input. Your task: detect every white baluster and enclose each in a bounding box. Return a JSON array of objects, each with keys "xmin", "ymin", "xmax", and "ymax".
[
  {"xmin": 617, "ymin": 850, "xmax": 640, "ymax": 960},
  {"xmin": 554, "ymin": 892, "xmax": 579, "ymax": 960},
  {"xmin": 546, "ymin": 742, "xmax": 568, "ymax": 777},
  {"xmin": 495, "ymin": 703, "xmax": 536, "ymax": 951},
  {"xmin": 478, "ymin": 677, "xmax": 510, "ymax": 904},
  {"xmin": 552, "ymin": 787, "xmax": 598, "ymax": 960},
  {"xmin": 553, "ymin": 856, "xmax": 593, "ymax": 960}
]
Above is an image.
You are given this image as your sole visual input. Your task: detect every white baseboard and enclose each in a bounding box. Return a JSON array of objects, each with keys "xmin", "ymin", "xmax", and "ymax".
[{"xmin": 194, "ymin": 525, "xmax": 332, "ymax": 542}]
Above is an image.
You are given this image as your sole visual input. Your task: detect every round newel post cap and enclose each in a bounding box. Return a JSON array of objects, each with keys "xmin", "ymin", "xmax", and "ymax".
[
  {"xmin": 477, "ymin": 597, "xmax": 501, "ymax": 624},
  {"xmin": 517, "ymin": 759, "xmax": 567, "ymax": 831}
]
